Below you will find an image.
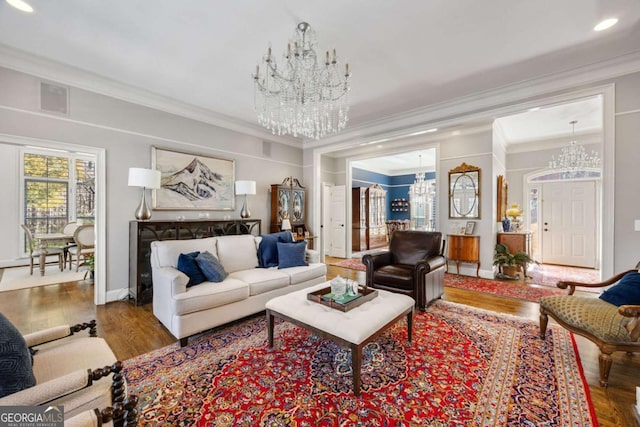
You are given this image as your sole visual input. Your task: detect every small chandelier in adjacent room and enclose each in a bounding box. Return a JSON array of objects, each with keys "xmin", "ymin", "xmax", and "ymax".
[
  {"xmin": 548, "ymin": 120, "xmax": 601, "ymax": 177},
  {"xmin": 252, "ymin": 22, "xmax": 351, "ymax": 140}
]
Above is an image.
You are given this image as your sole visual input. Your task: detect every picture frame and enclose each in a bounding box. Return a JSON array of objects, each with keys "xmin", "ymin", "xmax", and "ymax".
[
  {"xmin": 152, "ymin": 147, "xmax": 235, "ymax": 211},
  {"xmin": 296, "ymin": 227, "xmax": 304, "ymax": 237},
  {"xmin": 464, "ymin": 221, "xmax": 476, "ymax": 235}
]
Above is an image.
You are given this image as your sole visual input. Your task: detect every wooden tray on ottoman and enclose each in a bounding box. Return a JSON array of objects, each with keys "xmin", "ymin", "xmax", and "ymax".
[{"xmin": 307, "ymin": 286, "xmax": 378, "ymax": 312}]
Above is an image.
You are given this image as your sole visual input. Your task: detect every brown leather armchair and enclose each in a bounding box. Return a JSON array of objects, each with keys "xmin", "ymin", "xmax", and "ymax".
[{"xmin": 363, "ymin": 230, "xmax": 446, "ymax": 310}]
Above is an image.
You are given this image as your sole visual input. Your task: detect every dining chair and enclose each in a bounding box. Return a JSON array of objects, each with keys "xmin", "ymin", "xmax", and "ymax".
[
  {"xmin": 62, "ymin": 222, "xmax": 81, "ymax": 269},
  {"xmin": 21, "ymin": 224, "xmax": 64, "ymax": 275},
  {"xmin": 68, "ymin": 225, "xmax": 96, "ymax": 272}
]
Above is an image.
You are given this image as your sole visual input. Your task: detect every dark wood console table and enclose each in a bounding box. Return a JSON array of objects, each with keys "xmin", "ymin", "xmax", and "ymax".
[{"xmin": 129, "ymin": 219, "xmax": 261, "ymax": 305}]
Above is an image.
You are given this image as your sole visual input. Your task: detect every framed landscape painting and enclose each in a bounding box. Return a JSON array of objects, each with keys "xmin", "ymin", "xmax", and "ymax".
[{"xmin": 151, "ymin": 147, "xmax": 235, "ymax": 211}]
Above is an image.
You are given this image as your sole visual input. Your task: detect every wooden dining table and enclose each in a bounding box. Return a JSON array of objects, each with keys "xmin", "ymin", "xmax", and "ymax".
[{"xmin": 33, "ymin": 232, "xmax": 75, "ymax": 276}]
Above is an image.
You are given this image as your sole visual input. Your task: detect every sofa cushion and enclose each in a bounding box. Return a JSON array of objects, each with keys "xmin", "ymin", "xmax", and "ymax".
[
  {"xmin": 0, "ymin": 313, "xmax": 36, "ymax": 398},
  {"xmin": 177, "ymin": 252, "xmax": 207, "ymax": 288},
  {"xmin": 540, "ymin": 295, "xmax": 635, "ymax": 343},
  {"xmin": 278, "ymin": 262, "xmax": 327, "ymax": 285},
  {"xmin": 216, "ymin": 235, "xmax": 259, "ymax": 273},
  {"xmin": 277, "ymin": 241, "xmax": 308, "ymax": 269},
  {"xmin": 195, "ymin": 251, "xmax": 228, "ymax": 283},
  {"xmin": 172, "ymin": 278, "xmax": 249, "ymax": 316},
  {"xmin": 229, "ymin": 269, "xmax": 290, "ymax": 296},
  {"xmin": 152, "ymin": 238, "xmax": 217, "ymax": 268},
  {"xmin": 257, "ymin": 232, "xmax": 294, "ymax": 268},
  {"xmin": 599, "ymin": 272, "xmax": 640, "ymax": 306}
]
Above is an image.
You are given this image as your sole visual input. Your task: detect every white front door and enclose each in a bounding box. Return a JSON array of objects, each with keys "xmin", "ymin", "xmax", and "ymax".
[
  {"xmin": 329, "ymin": 185, "xmax": 346, "ymax": 258},
  {"xmin": 541, "ymin": 180, "xmax": 597, "ymax": 268}
]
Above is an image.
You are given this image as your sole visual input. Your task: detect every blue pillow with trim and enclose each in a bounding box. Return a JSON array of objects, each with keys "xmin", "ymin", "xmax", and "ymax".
[
  {"xmin": 177, "ymin": 251, "xmax": 206, "ymax": 287},
  {"xmin": 258, "ymin": 231, "xmax": 294, "ymax": 268},
  {"xmin": 0, "ymin": 313, "xmax": 36, "ymax": 398},
  {"xmin": 599, "ymin": 272, "xmax": 640, "ymax": 306},
  {"xmin": 195, "ymin": 251, "xmax": 228, "ymax": 283},
  {"xmin": 277, "ymin": 241, "xmax": 308, "ymax": 269}
]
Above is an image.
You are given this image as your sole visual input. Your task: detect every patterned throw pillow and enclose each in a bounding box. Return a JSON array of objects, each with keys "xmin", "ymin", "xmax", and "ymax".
[
  {"xmin": 277, "ymin": 241, "xmax": 308, "ymax": 269},
  {"xmin": 177, "ymin": 251, "xmax": 207, "ymax": 287},
  {"xmin": 0, "ymin": 313, "xmax": 36, "ymax": 398},
  {"xmin": 195, "ymin": 251, "xmax": 228, "ymax": 283}
]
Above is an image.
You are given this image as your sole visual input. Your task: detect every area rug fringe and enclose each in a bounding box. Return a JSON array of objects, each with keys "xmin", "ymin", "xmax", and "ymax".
[{"xmin": 124, "ymin": 300, "xmax": 597, "ymax": 426}]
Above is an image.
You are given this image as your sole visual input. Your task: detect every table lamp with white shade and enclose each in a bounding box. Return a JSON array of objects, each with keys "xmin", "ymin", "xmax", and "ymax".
[
  {"xmin": 235, "ymin": 180, "xmax": 256, "ymax": 219},
  {"xmin": 281, "ymin": 217, "xmax": 292, "ymax": 232},
  {"xmin": 128, "ymin": 167, "xmax": 161, "ymax": 220}
]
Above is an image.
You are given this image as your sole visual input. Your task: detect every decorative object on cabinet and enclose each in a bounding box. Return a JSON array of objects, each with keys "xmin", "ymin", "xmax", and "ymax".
[
  {"xmin": 129, "ymin": 219, "xmax": 261, "ymax": 305},
  {"xmin": 385, "ymin": 220, "xmax": 410, "ymax": 239},
  {"xmin": 152, "ymin": 147, "xmax": 235, "ymax": 211},
  {"xmin": 464, "ymin": 221, "xmax": 476, "ymax": 235},
  {"xmin": 281, "ymin": 216, "xmax": 292, "ymax": 231},
  {"xmin": 252, "ymin": 22, "xmax": 351, "ymax": 140},
  {"xmin": 449, "ymin": 162, "xmax": 480, "ymax": 219},
  {"xmin": 128, "ymin": 167, "xmax": 161, "ymax": 220},
  {"xmin": 235, "ymin": 180, "xmax": 256, "ymax": 219},
  {"xmin": 497, "ymin": 175, "xmax": 508, "ymax": 221},
  {"xmin": 352, "ymin": 185, "xmax": 387, "ymax": 251},
  {"xmin": 493, "ymin": 242, "xmax": 537, "ymax": 280},
  {"xmin": 505, "ymin": 203, "xmax": 524, "ymax": 231},
  {"xmin": 270, "ymin": 177, "xmax": 305, "ymax": 233},
  {"xmin": 390, "ymin": 199, "xmax": 409, "ymax": 212},
  {"xmin": 447, "ymin": 234, "xmax": 480, "ymax": 277}
]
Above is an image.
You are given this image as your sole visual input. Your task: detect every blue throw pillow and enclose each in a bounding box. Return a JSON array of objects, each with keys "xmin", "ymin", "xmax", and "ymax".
[
  {"xmin": 599, "ymin": 272, "xmax": 640, "ymax": 306},
  {"xmin": 195, "ymin": 251, "xmax": 228, "ymax": 283},
  {"xmin": 277, "ymin": 241, "xmax": 308, "ymax": 269},
  {"xmin": 258, "ymin": 232, "xmax": 294, "ymax": 268},
  {"xmin": 0, "ymin": 313, "xmax": 36, "ymax": 398},
  {"xmin": 177, "ymin": 251, "xmax": 207, "ymax": 288}
]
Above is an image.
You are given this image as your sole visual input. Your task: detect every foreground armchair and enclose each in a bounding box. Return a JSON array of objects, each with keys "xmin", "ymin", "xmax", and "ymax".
[
  {"xmin": 0, "ymin": 316, "xmax": 136, "ymax": 425},
  {"xmin": 66, "ymin": 396, "xmax": 139, "ymax": 427},
  {"xmin": 540, "ymin": 264, "xmax": 640, "ymax": 386},
  {"xmin": 363, "ymin": 230, "xmax": 446, "ymax": 310}
]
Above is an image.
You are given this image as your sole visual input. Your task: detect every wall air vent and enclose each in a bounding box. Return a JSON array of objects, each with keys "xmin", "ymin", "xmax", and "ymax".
[{"xmin": 40, "ymin": 82, "xmax": 69, "ymax": 115}]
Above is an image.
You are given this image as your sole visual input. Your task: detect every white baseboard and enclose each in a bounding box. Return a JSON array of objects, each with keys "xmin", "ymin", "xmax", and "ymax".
[{"xmin": 106, "ymin": 288, "xmax": 131, "ymax": 303}]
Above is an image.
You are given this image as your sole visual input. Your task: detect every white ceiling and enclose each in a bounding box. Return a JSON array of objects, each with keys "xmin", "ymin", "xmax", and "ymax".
[
  {"xmin": 352, "ymin": 149, "xmax": 437, "ymax": 176},
  {"xmin": 0, "ymin": 0, "xmax": 638, "ymax": 145}
]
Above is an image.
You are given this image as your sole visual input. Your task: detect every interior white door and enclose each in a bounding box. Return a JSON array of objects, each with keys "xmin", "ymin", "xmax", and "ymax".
[
  {"xmin": 321, "ymin": 184, "xmax": 331, "ymax": 255},
  {"xmin": 329, "ymin": 185, "xmax": 346, "ymax": 258},
  {"xmin": 541, "ymin": 180, "xmax": 597, "ymax": 268}
]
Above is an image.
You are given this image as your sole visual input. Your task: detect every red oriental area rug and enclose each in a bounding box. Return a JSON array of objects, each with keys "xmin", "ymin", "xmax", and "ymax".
[{"xmin": 124, "ymin": 301, "xmax": 597, "ymax": 426}]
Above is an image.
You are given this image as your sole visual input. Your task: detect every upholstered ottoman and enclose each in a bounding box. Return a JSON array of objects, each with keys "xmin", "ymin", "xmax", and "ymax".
[{"xmin": 265, "ymin": 282, "xmax": 415, "ymax": 395}]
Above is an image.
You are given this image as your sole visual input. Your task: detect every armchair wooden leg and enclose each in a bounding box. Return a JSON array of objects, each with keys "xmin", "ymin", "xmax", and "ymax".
[
  {"xmin": 539, "ymin": 309, "xmax": 549, "ymax": 339},
  {"xmin": 598, "ymin": 352, "xmax": 612, "ymax": 387}
]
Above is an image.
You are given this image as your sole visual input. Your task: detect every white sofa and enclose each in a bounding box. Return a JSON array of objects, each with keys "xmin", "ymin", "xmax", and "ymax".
[{"xmin": 150, "ymin": 234, "xmax": 326, "ymax": 346}]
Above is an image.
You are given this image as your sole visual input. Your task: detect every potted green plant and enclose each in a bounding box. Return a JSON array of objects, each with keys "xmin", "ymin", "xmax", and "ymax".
[
  {"xmin": 493, "ymin": 243, "xmax": 537, "ymax": 279},
  {"xmin": 82, "ymin": 253, "xmax": 95, "ymax": 282}
]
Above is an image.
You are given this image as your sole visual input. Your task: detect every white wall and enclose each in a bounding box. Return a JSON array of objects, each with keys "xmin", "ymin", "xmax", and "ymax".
[{"xmin": 0, "ymin": 67, "xmax": 303, "ymax": 298}]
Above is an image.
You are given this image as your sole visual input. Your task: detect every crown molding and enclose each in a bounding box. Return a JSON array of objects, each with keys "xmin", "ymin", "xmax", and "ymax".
[
  {"xmin": 0, "ymin": 44, "xmax": 301, "ymax": 148},
  {"xmin": 305, "ymin": 50, "xmax": 640, "ymax": 150}
]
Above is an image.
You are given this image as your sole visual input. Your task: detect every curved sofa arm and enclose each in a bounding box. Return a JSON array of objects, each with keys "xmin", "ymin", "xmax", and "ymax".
[
  {"xmin": 152, "ymin": 266, "xmax": 189, "ymax": 297},
  {"xmin": 558, "ymin": 269, "xmax": 636, "ymax": 295},
  {"xmin": 24, "ymin": 320, "xmax": 97, "ymax": 348}
]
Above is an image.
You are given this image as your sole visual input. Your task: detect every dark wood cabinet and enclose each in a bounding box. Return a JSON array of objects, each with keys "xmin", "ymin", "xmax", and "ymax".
[
  {"xmin": 352, "ymin": 185, "xmax": 387, "ymax": 251},
  {"xmin": 270, "ymin": 177, "xmax": 306, "ymax": 233},
  {"xmin": 447, "ymin": 234, "xmax": 480, "ymax": 277},
  {"xmin": 497, "ymin": 232, "xmax": 532, "ymax": 257},
  {"xmin": 129, "ymin": 219, "xmax": 261, "ymax": 305}
]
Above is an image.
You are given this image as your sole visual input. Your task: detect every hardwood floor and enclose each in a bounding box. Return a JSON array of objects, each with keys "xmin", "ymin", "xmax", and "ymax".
[{"xmin": 1, "ymin": 260, "xmax": 638, "ymax": 426}]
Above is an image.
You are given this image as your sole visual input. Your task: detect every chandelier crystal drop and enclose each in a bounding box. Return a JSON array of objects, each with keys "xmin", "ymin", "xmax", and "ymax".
[
  {"xmin": 253, "ymin": 22, "xmax": 351, "ymax": 140},
  {"xmin": 548, "ymin": 120, "xmax": 601, "ymax": 176}
]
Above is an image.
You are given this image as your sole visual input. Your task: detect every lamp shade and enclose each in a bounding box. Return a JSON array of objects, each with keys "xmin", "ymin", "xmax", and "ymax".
[
  {"xmin": 281, "ymin": 218, "xmax": 292, "ymax": 231},
  {"xmin": 128, "ymin": 168, "xmax": 161, "ymax": 189},
  {"xmin": 235, "ymin": 180, "xmax": 256, "ymax": 195}
]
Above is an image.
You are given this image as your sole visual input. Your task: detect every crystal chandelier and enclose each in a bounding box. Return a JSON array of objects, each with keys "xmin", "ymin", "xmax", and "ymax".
[
  {"xmin": 252, "ymin": 22, "xmax": 351, "ymax": 140},
  {"xmin": 548, "ymin": 120, "xmax": 601, "ymax": 176}
]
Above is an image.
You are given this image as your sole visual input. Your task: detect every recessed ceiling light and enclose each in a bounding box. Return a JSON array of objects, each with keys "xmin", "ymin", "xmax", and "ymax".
[
  {"xmin": 6, "ymin": 0, "xmax": 34, "ymax": 12},
  {"xmin": 528, "ymin": 107, "xmax": 540, "ymax": 112},
  {"xmin": 594, "ymin": 18, "xmax": 618, "ymax": 32}
]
